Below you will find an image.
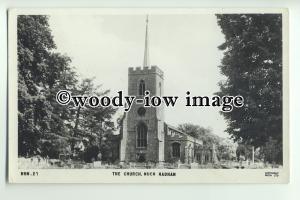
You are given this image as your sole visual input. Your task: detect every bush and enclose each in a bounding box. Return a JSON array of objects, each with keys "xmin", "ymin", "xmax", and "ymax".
[
  {"xmin": 38, "ymin": 137, "xmax": 71, "ymax": 159},
  {"xmin": 83, "ymin": 145, "xmax": 100, "ymax": 163}
]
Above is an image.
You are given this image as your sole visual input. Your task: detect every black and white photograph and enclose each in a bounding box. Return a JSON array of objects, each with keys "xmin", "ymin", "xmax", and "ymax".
[{"xmin": 8, "ymin": 8, "xmax": 289, "ymax": 183}]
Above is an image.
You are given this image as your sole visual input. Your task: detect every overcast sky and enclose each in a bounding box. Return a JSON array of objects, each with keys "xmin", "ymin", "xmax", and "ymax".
[{"xmin": 49, "ymin": 14, "xmax": 228, "ymax": 138}]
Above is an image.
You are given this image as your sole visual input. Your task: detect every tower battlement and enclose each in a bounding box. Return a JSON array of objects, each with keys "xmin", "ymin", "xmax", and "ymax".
[{"xmin": 128, "ymin": 66, "xmax": 164, "ymax": 78}]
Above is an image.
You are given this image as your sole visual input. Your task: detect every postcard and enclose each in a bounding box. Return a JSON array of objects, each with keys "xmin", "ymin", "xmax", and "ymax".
[{"xmin": 8, "ymin": 8, "xmax": 289, "ymax": 183}]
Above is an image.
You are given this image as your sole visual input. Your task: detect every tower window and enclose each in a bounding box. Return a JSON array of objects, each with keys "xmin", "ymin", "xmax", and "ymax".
[
  {"xmin": 137, "ymin": 123, "xmax": 147, "ymax": 148},
  {"xmin": 159, "ymin": 82, "xmax": 162, "ymax": 96},
  {"xmin": 172, "ymin": 142, "xmax": 181, "ymax": 158},
  {"xmin": 139, "ymin": 80, "xmax": 145, "ymax": 95},
  {"xmin": 137, "ymin": 107, "xmax": 146, "ymax": 116}
]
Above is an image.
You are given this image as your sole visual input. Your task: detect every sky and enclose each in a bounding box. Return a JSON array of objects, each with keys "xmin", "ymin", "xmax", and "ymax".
[{"xmin": 49, "ymin": 14, "xmax": 228, "ymax": 138}]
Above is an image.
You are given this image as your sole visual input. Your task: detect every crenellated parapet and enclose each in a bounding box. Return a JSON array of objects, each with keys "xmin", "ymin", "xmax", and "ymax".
[{"xmin": 128, "ymin": 65, "xmax": 164, "ymax": 78}]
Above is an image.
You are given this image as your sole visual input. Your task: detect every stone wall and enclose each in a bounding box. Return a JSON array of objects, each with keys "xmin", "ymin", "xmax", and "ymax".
[{"xmin": 164, "ymin": 124, "xmax": 216, "ymax": 165}]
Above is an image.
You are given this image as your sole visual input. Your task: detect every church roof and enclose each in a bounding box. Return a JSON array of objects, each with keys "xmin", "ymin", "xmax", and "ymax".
[{"xmin": 164, "ymin": 123, "xmax": 204, "ymax": 145}]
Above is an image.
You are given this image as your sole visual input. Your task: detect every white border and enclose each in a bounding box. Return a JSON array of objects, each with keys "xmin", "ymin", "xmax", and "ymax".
[{"xmin": 8, "ymin": 8, "xmax": 289, "ymax": 183}]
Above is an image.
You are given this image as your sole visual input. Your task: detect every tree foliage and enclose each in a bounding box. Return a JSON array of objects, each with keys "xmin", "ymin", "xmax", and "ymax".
[
  {"xmin": 18, "ymin": 15, "xmax": 117, "ymax": 161},
  {"xmin": 178, "ymin": 123, "xmax": 221, "ymax": 145},
  {"xmin": 216, "ymin": 14, "xmax": 282, "ymax": 164},
  {"xmin": 178, "ymin": 123, "xmax": 237, "ymax": 161}
]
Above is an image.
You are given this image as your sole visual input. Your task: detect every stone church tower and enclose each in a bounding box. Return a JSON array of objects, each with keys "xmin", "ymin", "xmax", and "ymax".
[{"xmin": 119, "ymin": 16, "xmax": 165, "ymax": 164}]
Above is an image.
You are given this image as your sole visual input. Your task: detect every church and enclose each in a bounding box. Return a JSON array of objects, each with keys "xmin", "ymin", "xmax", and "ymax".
[{"xmin": 116, "ymin": 16, "xmax": 217, "ymax": 167}]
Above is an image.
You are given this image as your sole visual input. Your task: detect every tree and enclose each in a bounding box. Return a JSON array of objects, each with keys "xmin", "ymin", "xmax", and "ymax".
[
  {"xmin": 216, "ymin": 14, "xmax": 282, "ymax": 164},
  {"xmin": 18, "ymin": 15, "xmax": 118, "ymax": 161},
  {"xmin": 236, "ymin": 144, "xmax": 252, "ymax": 162},
  {"xmin": 178, "ymin": 123, "xmax": 202, "ymax": 138},
  {"xmin": 178, "ymin": 123, "xmax": 221, "ymax": 145},
  {"xmin": 259, "ymin": 137, "xmax": 282, "ymax": 164},
  {"xmin": 17, "ymin": 15, "xmax": 68, "ymax": 156},
  {"xmin": 71, "ymin": 78, "xmax": 117, "ymax": 160},
  {"xmin": 217, "ymin": 139, "xmax": 237, "ymax": 161}
]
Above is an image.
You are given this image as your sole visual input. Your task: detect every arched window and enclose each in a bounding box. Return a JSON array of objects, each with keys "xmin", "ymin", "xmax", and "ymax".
[
  {"xmin": 137, "ymin": 123, "xmax": 147, "ymax": 148},
  {"xmin": 205, "ymin": 154, "xmax": 210, "ymax": 163},
  {"xmin": 139, "ymin": 80, "xmax": 145, "ymax": 95},
  {"xmin": 172, "ymin": 142, "xmax": 181, "ymax": 158},
  {"xmin": 197, "ymin": 154, "xmax": 201, "ymax": 162}
]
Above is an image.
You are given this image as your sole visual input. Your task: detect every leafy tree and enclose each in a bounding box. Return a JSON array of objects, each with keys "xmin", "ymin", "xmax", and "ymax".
[
  {"xmin": 71, "ymin": 78, "xmax": 117, "ymax": 159},
  {"xmin": 216, "ymin": 14, "xmax": 282, "ymax": 164},
  {"xmin": 178, "ymin": 123, "xmax": 221, "ymax": 145},
  {"xmin": 236, "ymin": 144, "xmax": 252, "ymax": 162},
  {"xmin": 217, "ymin": 139, "xmax": 237, "ymax": 161},
  {"xmin": 259, "ymin": 137, "xmax": 282, "ymax": 164},
  {"xmin": 17, "ymin": 15, "xmax": 64, "ymax": 156},
  {"xmin": 18, "ymin": 15, "xmax": 118, "ymax": 162},
  {"xmin": 178, "ymin": 123, "xmax": 202, "ymax": 138},
  {"xmin": 178, "ymin": 123, "xmax": 238, "ymax": 161}
]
